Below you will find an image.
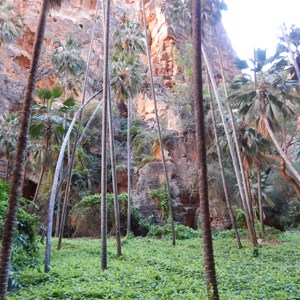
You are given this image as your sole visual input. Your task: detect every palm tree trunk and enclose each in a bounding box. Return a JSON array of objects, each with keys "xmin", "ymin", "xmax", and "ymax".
[
  {"xmin": 213, "ymin": 26, "xmax": 256, "ymax": 236},
  {"xmin": 52, "ymin": 97, "xmax": 103, "ymax": 210},
  {"xmin": 192, "ymin": 2, "xmax": 219, "ymax": 298},
  {"xmin": 141, "ymin": 0, "xmax": 176, "ymax": 246},
  {"xmin": 108, "ymin": 86, "xmax": 121, "ymax": 256},
  {"xmin": 54, "ymin": 164, "xmax": 63, "ymax": 238},
  {"xmin": 21, "ymin": 158, "xmax": 28, "ymax": 194},
  {"xmin": 126, "ymin": 97, "xmax": 131, "ymax": 236},
  {"xmin": 33, "ymin": 136, "xmax": 50, "ymax": 207},
  {"xmin": 44, "ymin": 94, "xmax": 102, "ymax": 273},
  {"xmin": 263, "ymin": 115, "xmax": 300, "ymax": 185},
  {"xmin": 256, "ymin": 164, "xmax": 264, "ymax": 236},
  {"xmin": 32, "ymin": 166, "xmax": 45, "ymax": 206},
  {"xmin": 5, "ymin": 157, "xmax": 10, "ymax": 182},
  {"xmin": 100, "ymin": 0, "xmax": 110, "ymax": 271},
  {"xmin": 57, "ymin": 0, "xmax": 100, "ymax": 249},
  {"xmin": 208, "ymin": 81, "xmax": 242, "ymax": 249},
  {"xmin": 0, "ymin": 0, "xmax": 50, "ymax": 297},
  {"xmin": 202, "ymin": 45, "xmax": 257, "ymax": 247},
  {"xmin": 244, "ymin": 165, "xmax": 255, "ymax": 224}
]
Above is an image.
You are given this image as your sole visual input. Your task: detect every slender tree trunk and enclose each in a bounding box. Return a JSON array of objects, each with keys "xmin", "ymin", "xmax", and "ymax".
[
  {"xmin": 244, "ymin": 165, "xmax": 253, "ymax": 207},
  {"xmin": 54, "ymin": 164, "xmax": 63, "ymax": 238},
  {"xmin": 256, "ymin": 164, "xmax": 264, "ymax": 236},
  {"xmin": 0, "ymin": 0, "xmax": 50, "ymax": 297},
  {"xmin": 213, "ymin": 26, "xmax": 256, "ymax": 236},
  {"xmin": 126, "ymin": 97, "xmax": 131, "ymax": 236},
  {"xmin": 44, "ymin": 94, "xmax": 102, "ymax": 273},
  {"xmin": 32, "ymin": 166, "xmax": 45, "ymax": 205},
  {"xmin": 263, "ymin": 115, "xmax": 300, "ymax": 185},
  {"xmin": 52, "ymin": 97, "xmax": 103, "ymax": 211},
  {"xmin": 5, "ymin": 157, "xmax": 10, "ymax": 182},
  {"xmin": 227, "ymin": 104, "xmax": 255, "ymax": 229},
  {"xmin": 192, "ymin": 2, "xmax": 219, "ymax": 298},
  {"xmin": 21, "ymin": 158, "xmax": 28, "ymax": 194},
  {"xmin": 142, "ymin": 0, "xmax": 175, "ymax": 246},
  {"xmin": 33, "ymin": 137, "xmax": 50, "ymax": 206},
  {"xmin": 244, "ymin": 165, "xmax": 255, "ymax": 224},
  {"xmin": 100, "ymin": 0, "xmax": 110, "ymax": 271},
  {"xmin": 207, "ymin": 80, "xmax": 242, "ymax": 249},
  {"xmin": 108, "ymin": 86, "xmax": 121, "ymax": 256},
  {"xmin": 202, "ymin": 45, "xmax": 257, "ymax": 247},
  {"xmin": 57, "ymin": 0, "xmax": 100, "ymax": 249}
]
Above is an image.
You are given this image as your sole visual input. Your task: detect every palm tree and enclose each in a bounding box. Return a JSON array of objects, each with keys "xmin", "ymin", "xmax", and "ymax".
[
  {"xmin": 30, "ymin": 86, "xmax": 74, "ymax": 205},
  {"xmin": 203, "ymin": 47, "xmax": 257, "ymax": 247},
  {"xmin": 229, "ymin": 70, "xmax": 300, "ymax": 189},
  {"xmin": 100, "ymin": 0, "xmax": 111, "ymax": 271},
  {"xmin": 0, "ymin": 114, "xmax": 19, "ymax": 182},
  {"xmin": 111, "ymin": 20, "xmax": 145, "ymax": 237},
  {"xmin": 51, "ymin": 36, "xmax": 86, "ymax": 95},
  {"xmin": 280, "ymin": 25, "xmax": 300, "ymax": 81},
  {"xmin": 107, "ymin": 86, "xmax": 122, "ymax": 256},
  {"xmin": 207, "ymin": 81, "xmax": 242, "ymax": 249},
  {"xmin": 0, "ymin": 0, "xmax": 22, "ymax": 47},
  {"xmin": 141, "ymin": 0, "xmax": 175, "ymax": 245},
  {"xmin": 51, "ymin": 36, "xmax": 86, "ymax": 230},
  {"xmin": 44, "ymin": 91, "xmax": 103, "ymax": 273},
  {"xmin": 239, "ymin": 127, "xmax": 273, "ymax": 236},
  {"xmin": 57, "ymin": 0, "xmax": 100, "ymax": 250},
  {"xmin": 0, "ymin": 0, "xmax": 65, "ymax": 297},
  {"xmin": 192, "ymin": 0, "xmax": 219, "ymax": 298}
]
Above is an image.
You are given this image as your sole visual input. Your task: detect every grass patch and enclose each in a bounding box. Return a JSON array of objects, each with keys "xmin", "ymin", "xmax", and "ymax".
[{"xmin": 8, "ymin": 232, "xmax": 300, "ymax": 299}]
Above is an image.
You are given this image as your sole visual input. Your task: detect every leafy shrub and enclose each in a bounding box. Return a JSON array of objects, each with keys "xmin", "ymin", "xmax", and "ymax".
[
  {"xmin": 130, "ymin": 118, "xmax": 156, "ymax": 167},
  {"xmin": 149, "ymin": 187, "xmax": 169, "ymax": 220},
  {"xmin": 72, "ymin": 193, "xmax": 145, "ymax": 236},
  {"xmin": 0, "ymin": 179, "xmax": 40, "ymax": 288},
  {"xmin": 147, "ymin": 223, "xmax": 199, "ymax": 240}
]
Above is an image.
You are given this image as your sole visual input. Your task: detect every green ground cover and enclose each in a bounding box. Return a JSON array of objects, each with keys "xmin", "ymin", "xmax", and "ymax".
[{"xmin": 8, "ymin": 231, "xmax": 300, "ymax": 300}]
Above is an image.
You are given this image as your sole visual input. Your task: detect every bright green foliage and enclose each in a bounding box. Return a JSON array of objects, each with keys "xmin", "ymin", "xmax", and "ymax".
[
  {"xmin": 73, "ymin": 193, "xmax": 128, "ymax": 216},
  {"xmin": 30, "ymin": 86, "xmax": 75, "ymax": 143},
  {"xmin": 7, "ymin": 232, "xmax": 300, "ymax": 299},
  {"xmin": 72, "ymin": 193, "xmax": 141, "ymax": 235},
  {"xmin": 149, "ymin": 187, "xmax": 169, "ymax": 219},
  {"xmin": 69, "ymin": 146, "xmax": 101, "ymax": 199},
  {"xmin": 0, "ymin": 179, "xmax": 40, "ymax": 288},
  {"xmin": 147, "ymin": 223, "xmax": 199, "ymax": 240}
]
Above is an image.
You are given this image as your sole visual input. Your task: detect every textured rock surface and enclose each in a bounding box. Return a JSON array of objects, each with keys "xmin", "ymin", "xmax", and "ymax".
[{"xmin": 1, "ymin": 0, "xmax": 239, "ymax": 230}]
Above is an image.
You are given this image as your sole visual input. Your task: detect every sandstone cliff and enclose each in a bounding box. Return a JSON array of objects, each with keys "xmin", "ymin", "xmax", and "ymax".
[{"xmin": 0, "ymin": 0, "xmax": 239, "ymax": 231}]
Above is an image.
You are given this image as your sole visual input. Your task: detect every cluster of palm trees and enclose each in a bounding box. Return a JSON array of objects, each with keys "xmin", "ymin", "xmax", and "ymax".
[{"xmin": 1, "ymin": 0, "xmax": 300, "ymax": 299}]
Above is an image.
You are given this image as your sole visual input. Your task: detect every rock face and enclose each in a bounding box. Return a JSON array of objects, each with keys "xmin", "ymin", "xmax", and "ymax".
[{"xmin": 1, "ymin": 0, "xmax": 239, "ymax": 231}]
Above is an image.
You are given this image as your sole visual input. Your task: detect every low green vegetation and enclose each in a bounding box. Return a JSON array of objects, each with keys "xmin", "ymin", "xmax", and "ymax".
[
  {"xmin": 72, "ymin": 193, "xmax": 142, "ymax": 236},
  {"xmin": 0, "ymin": 179, "xmax": 40, "ymax": 288},
  {"xmin": 7, "ymin": 231, "xmax": 300, "ymax": 299},
  {"xmin": 149, "ymin": 187, "xmax": 169, "ymax": 220}
]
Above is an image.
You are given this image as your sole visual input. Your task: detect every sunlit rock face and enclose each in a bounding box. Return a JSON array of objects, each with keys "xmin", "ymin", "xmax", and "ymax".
[{"xmin": 1, "ymin": 0, "xmax": 239, "ymax": 231}]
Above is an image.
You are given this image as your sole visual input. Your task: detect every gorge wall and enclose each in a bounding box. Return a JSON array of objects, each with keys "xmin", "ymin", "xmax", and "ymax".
[{"xmin": 0, "ymin": 0, "xmax": 239, "ymax": 232}]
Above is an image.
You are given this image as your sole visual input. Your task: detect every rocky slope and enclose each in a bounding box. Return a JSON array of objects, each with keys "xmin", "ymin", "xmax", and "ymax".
[{"xmin": 1, "ymin": 0, "xmax": 239, "ymax": 231}]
